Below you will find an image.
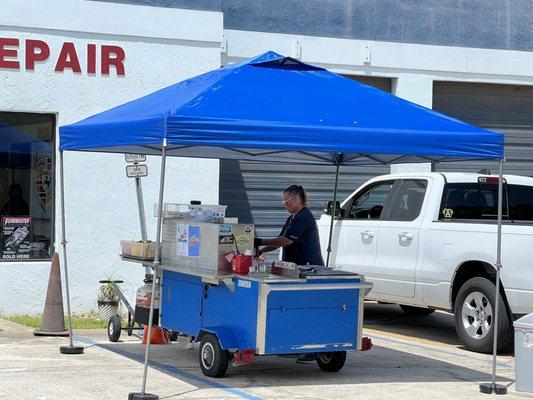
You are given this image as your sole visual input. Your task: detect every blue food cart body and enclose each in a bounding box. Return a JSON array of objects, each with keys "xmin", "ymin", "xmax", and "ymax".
[{"xmin": 160, "ymin": 269, "xmax": 365, "ymax": 355}]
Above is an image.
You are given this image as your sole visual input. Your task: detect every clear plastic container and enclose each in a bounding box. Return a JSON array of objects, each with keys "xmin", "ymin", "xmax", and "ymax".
[
  {"xmin": 154, "ymin": 203, "xmax": 190, "ymax": 218},
  {"xmin": 188, "ymin": 204, "xmax": 227, "ymax": 223},
  {"xmin": 120, "ymin": 240, "xmax": 156, "ymax": 260},
  {"xmin": 154, "ymin": 203, "xmax": 227, "ymax": 222}
]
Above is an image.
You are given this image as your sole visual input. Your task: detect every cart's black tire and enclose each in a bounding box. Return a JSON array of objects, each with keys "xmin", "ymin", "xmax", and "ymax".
[
  {"xmin": 107, "ymin": 315, "xmax": 122, "ymax": 342},
  {"xmin": 399, "ymin": 305, "xmax": 435, "ymax": 316},
  {"xmin": 199, "ymin": 333, "xmax": 229, "ymax": 378},
  {"xmin": 168, "ymin": 330, "xmax": 179, "ymax": 342},
  {"xmin": 453, "ymin": 277, "xmax": 513, "ymax": 353},
  {"xmin": 316, "ymin": 351, "xmax": 346, "ymax": 372}
]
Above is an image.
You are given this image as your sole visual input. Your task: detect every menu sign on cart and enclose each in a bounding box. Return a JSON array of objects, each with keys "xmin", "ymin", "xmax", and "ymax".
[
  {"xmin": 1, "ymin": 216, "xmax": 32, "ymax": 260},
  {"xmin": 177, "ymin": 224, "xmax": 201, "ymax": 258}
]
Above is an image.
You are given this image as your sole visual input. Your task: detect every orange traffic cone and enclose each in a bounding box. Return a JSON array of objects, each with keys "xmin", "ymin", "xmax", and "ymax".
[
  {"xmin": 34, "ymin": 253, "xmax": 68, "ymax": 336},
  {"xmin": 141, "ymin": 325, "xmax": 169, "ymax": 345}
]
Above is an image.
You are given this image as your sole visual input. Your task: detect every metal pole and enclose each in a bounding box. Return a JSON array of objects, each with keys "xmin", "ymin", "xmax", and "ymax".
[
  {"xmin": 58, "ymin": 151, "xmax": 83, "ymax": 354},
  {"xmin": 492, "ymin": 160, "xmax": 504, "ymax": 388},
  {"xmin": 138, "ymin": 142, "xmax": 167, "ymax": 399},
  {"xmin": 326, "ymin": 158, "xmax": 341, "ymax": 268},
  {"xmin": 136, "ymin": 177, "xmax": 148, "ymax": 242},
  {"xmin": 135, "ymin": 176, "xmax": 151, "ymax": 276},
  {"xmin": 480, "ymin": 159, "xmax": 506, "ymax": 395}
]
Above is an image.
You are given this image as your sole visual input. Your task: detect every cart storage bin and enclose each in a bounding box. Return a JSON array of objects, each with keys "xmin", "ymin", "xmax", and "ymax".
[
  {"xmin": 120, "ymin": 240, "xmax": 156, "ymax": 260},
  {"xmin": 514, "ymin": 313, "xmax": 533, "ymax": 393},
  {"xmin": 160, "ymin": 270, "xmax": 365, "ymax": 355}
]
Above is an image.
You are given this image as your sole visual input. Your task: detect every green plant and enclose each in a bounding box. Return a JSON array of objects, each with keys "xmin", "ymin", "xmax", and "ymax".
[
  {"xmin": 4, "ymin": 313, "xmax": 110, "ymax": 329},
  {"xmin": 97, "ymin": 282, "xmax": 119, "ymax": 304}
]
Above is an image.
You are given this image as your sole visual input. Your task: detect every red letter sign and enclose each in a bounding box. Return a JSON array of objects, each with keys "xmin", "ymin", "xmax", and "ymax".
[
  {"xmin": 25, "ymin": 39, "xmax": 50, "ymax": 70},
  {"xmin": 0, "ymin": 38, "xmax": 20, "ymax": 69},
  {"xmin": 55, "ymin": 42, "xmax": 81, "ymax": 73},
  {"xmin": 101, "ymin": 45, "xmax": 125, "ymax": 76},
  {"xmin": 87, "ymin": 44, "xmax": 96, "ymax": 74}
]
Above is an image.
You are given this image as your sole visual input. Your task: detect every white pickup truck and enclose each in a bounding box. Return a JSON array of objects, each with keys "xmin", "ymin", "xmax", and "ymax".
[{"xmin": 318, "ymin": 172, "xmax": 533, "ymax": 353}]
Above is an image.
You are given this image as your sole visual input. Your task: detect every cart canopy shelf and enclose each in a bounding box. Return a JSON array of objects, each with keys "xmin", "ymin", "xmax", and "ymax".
[{"xmin": 60, "ymin": 51, "xmax": 503, "ymax": 165}]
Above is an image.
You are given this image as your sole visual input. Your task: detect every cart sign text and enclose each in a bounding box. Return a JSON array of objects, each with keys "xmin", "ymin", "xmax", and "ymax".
[{"xmin": 0, "ymin": 37, "xmax": 125, "ymax": 76}]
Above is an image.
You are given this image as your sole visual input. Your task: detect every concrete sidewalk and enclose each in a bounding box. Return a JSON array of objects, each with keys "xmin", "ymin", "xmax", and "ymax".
[{"xmin": 0, "ymin": 315, "xmax": 529, "ymax": 400}]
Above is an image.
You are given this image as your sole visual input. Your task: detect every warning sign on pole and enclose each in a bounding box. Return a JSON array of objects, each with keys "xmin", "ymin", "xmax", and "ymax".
[{"xmin": 126, "ymin": 164, "xmax": 148, "ymax": 178}]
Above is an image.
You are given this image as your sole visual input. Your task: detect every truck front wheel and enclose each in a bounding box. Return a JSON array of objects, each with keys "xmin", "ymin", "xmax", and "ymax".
[{"xmin": 453, "ymin": 277, "xmax": 512, "ymax": 353}]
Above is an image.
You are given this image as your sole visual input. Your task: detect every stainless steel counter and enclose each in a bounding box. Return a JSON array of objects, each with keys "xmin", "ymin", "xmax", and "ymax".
[{"xmin": 120, "ymin": 255, "xmax": 361, "ymax": 285}]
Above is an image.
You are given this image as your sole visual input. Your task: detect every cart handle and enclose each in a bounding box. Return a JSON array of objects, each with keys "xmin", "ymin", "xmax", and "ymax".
[{"xmin": 99, "ymin": 280, "xmax": 124, "ymax": 284}]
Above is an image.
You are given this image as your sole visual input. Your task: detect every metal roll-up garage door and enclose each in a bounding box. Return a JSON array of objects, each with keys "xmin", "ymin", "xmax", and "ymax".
[
  {"xmin": 433, "ymin": 82, "xmax": 533, "ymax": 176},
  {"xmin": 219, "ymin": 76, "xmax": 392, "ymax": 242}
]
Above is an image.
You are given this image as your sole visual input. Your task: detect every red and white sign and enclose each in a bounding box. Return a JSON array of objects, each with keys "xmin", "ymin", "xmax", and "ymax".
[{"xmin": 0, "ymin": 37, "xmax": 126, "ymax": 76}]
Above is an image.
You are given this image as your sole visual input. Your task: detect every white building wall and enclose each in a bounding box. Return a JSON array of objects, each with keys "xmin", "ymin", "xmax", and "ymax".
[{"xmin": 0, "ymin": 1, "xmax": 223, "ymax": 314}]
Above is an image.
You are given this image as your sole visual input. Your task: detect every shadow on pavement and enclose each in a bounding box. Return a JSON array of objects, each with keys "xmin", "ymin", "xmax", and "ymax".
[
  {"xmin": 363, "ymin": 302, "xmax": 514, "ymax": 356},
  {"xmin": 94, "ymin": 339, "xmax": 512, "ymax": 390},
  {"xmin": 363, "ymin": 302, "xmax": 461, "ymax": 346}
]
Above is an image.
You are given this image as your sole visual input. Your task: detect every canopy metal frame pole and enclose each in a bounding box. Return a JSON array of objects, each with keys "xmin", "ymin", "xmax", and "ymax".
[
  {"xmin": 326, "ymin": 154, "xmax": 341, "ymax": 268},
  {"xmin": 130, "ymin": 141, "xmax": 167, "ymax": 400},
  {"xmin": 480, "ymin": 159, "xmax": 507, "ymax": 395},
  {"xmin": 58, "ymin": 151, "xmax": 84, "ymax": 354}
]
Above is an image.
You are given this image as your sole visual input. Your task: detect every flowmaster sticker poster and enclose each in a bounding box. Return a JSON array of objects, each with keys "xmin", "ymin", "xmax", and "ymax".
[{"xmin": 2, "ymin": 216, "xmax": 32, "ymax": 260}]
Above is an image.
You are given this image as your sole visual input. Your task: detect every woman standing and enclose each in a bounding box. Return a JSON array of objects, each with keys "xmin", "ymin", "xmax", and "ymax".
[{"xmin": 254, "ymin": 185, "xmax": 324, "ymax": 266}]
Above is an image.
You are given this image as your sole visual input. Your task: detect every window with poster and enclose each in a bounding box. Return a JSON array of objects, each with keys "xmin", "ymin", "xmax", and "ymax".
[{"xmin": 0, "ymin": 112, "xmax": 55, "ymax": 261}]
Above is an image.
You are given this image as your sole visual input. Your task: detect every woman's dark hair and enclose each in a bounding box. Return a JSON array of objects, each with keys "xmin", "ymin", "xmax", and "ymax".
[{"xmin": 283, "ymin": 185, "xmax": 308, "ymax": 206}]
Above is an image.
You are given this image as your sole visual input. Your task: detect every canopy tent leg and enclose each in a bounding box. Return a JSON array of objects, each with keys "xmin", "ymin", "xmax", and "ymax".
[
  {"xmin": 479, "ymin": 159, "xmax": 507, "ymax": 395},
  {"xmin": 58, "ymin": 151, "xmax": 84, "ymax": 355},
  {"xmin": 130, "ymin": 142, "xmax": 167, "ymax": 400},
  {"xmin": 325, "ymin": 158, "xmax": 341, "ymax": 268}
]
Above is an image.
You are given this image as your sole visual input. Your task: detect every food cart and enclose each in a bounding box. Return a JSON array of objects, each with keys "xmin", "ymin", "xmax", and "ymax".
[{"xmin": 59, "ymin": 52, "xmax": 506, "ymax": 398}]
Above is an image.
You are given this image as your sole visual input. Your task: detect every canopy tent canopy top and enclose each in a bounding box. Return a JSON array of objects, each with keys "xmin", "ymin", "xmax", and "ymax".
[
  {"xmin": 59, "ymin": 51, "xmax": 504, "ymax": 165},
  {"xmin": 57, "ymin": 52, "xmax": 508, "ymax": 395}
]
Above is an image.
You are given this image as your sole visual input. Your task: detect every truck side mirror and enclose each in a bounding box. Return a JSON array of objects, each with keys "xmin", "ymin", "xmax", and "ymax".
[{"xmin": 324, "ymin": 201, "xmax": 343, "ymax": 218}]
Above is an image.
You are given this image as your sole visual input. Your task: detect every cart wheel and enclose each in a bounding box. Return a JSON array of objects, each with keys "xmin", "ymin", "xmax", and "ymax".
[
  {"xmin": 168, "ymin": 330, "xmax": 179, "ymax": 342},
  {"xmin": 316, "ymin": 351, "xmax": 346, "ymax": 372},
  {"xmin": 107, "ymin": 315, "xmax": 122, "ymax": 342},
  {"xmin": 199, "ymin": 333, "xmax": 229, "ymax": 378}
]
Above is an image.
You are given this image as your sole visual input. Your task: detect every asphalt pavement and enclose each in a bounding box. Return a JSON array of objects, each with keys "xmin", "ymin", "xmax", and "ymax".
[{"xmin": 0, "ymin": 303, "xmax": 529, "ymax": 399}]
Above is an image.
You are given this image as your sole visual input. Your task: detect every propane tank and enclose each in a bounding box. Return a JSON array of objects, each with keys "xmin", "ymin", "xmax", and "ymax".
[{"xmin": 134, "ymin": 274, "xmax": 160, "ymax": 325}]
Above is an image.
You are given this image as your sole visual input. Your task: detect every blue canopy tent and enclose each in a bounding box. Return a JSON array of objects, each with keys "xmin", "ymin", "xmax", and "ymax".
[{"xmin": 59, "ymin": 52, "xmax": 506, "ymax": 397}]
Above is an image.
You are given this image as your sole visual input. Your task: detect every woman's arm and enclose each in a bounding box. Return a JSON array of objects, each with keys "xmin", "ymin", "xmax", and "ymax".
[
  {"xmin": 259, "ymin": 236, "xmax": 293, "ymax": 248},
  {"xmin": 259, "ymin": 245, "xmax": 279, "ymax": 254}
]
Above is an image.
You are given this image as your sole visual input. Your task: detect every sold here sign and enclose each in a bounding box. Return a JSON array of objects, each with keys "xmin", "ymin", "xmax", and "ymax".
[{"xmin": 0, "ymin": 37, "xmax": 126, "ymax": 76}]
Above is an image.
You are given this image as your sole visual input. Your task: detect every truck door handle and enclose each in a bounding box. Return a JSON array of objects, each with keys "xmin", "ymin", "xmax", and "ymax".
[
  {"xmin": 398, "ymin": 232, "xmax": 414, "ymax": 240},
  {"xmin": 361, "ymin": 231, "xmax": 375, "ymax": 238}
]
